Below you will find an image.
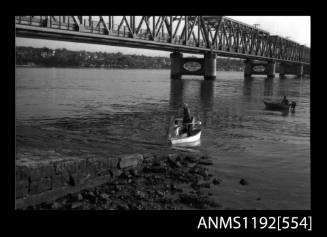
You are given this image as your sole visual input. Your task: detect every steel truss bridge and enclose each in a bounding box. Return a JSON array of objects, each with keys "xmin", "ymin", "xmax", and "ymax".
[{"xmin": 15, "ymin": 16, "xmax": 310, "ymax": 65}]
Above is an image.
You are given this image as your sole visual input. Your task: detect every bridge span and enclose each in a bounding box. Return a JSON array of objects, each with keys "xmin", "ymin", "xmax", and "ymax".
[{"xmin": 15, "ymin": 16, "xmax": 310, "ymax": 79}]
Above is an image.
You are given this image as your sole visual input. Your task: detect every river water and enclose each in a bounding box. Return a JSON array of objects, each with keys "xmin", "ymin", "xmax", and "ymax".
[{"xmin": 16, "ymin": 68, "xmax": 310, "ymax": 209}]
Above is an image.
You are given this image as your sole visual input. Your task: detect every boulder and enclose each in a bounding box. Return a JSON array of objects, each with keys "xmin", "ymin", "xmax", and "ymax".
[
  {"xmin": 212, "ymin": 178, "xmax": 222, "ymax": 185},
  {"xmin": 118, "ymin": 154, "xmax": 143, "ymax": 169}
]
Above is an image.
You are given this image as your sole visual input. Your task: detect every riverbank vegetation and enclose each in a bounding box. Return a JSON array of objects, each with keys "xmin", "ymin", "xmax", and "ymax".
[{"xmin": 16, "ymin": 46, "xmax": 244, "ymax": 71}]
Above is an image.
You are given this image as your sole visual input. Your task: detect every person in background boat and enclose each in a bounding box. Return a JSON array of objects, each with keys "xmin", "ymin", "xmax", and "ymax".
[
  {"xmin": 281, "ymin": 96, "xmax": 289, "ymax": 105},
  {"xmin": 290, "ymin": 101, "xmax": 296, "ymax": 113}
]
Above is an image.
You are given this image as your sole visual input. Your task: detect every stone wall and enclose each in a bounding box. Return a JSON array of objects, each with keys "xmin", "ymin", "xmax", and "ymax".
[{"xmin": 15, "ymin": 152, "xmax": 150, "ymax": 209}]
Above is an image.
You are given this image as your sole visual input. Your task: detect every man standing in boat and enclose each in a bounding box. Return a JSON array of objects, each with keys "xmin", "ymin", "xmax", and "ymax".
[{"xmin": 182, "ymin": 103, "xmax": 194, "ymax": 135}]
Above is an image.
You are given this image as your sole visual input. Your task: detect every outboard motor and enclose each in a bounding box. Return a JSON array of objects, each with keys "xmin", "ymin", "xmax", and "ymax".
[{"xmin": 290, "ymin": 101, "xmax": 296, "ymax": 113}]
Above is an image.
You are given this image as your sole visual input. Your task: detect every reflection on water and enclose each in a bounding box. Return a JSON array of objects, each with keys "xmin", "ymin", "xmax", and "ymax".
[
  {"xmin": 243, "ymin": 77, "xmax": 253, "ymax": 96},
  {"xmin": 169, "ymin": 79, "xmax": 184, "ymax": 109},
  {"xmin": 200, "ymin": 80, "xmax": 215, "ymax": 111},
  {"xmin": 264, "ymin": 78, "xmax": 274, "ymax": 97}
]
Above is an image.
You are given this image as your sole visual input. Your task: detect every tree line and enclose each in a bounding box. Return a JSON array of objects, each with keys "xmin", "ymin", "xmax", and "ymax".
[{"xmin": 16, "ymin": 46, "xmax": 244, "ymax": 71}]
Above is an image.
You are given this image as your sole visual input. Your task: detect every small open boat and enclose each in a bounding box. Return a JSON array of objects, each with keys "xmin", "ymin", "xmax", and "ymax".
[
  {"xmin": 263, "ymin": 99, "xmax": 290, "ymax": 111},
  {"xmin": 168, "ymin": 117, "xmax": 202, "ymax": 145},
  {"xmin": 170, "ymin": 128, "xmax": 202, "ymax": 145}
]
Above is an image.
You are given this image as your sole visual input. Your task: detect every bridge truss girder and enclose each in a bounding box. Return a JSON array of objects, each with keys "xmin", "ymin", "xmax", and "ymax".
[{"xmin": 15, "ymin": 16, "xmax": 310, "ymax": 64}]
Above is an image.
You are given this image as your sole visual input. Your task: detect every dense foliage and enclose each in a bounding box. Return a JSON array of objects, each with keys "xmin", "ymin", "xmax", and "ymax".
[{"xmin": 16, "ymin": 46, "xmax": 244, "ymax": 71}]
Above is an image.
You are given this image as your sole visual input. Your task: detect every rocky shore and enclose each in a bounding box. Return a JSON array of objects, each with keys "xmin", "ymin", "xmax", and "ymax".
[{"xmin": 17, "ymin": 152, "xmax": 237, "ymax": 210}]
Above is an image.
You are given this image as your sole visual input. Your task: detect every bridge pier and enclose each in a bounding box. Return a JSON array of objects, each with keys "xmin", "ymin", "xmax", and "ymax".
[
  {"xmin": 170, "ymin": 52, "xmax": 183, "ymax": 79},
  {"xmin": 303, "ymin": 65, "xmax": 310, "ymax": 76},
  {"xmin": 278, "ymin": 63, "xmax": 305, "ymax": 77},
  {"xmin": 244, "ymin": 60, "xmax": 275, "ymax": 78},
  {"xmin": 204, "ymin": 52, "xmax": 217, "ymax": 80},
  {"xmin": 170, "ymin": 52, "xmax": 216, "ymax": 80}
]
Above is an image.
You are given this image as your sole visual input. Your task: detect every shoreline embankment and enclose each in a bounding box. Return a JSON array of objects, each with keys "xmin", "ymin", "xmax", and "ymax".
[{"xmin": 16, "ymin": 151, "xmax": 227, "ymax": 210}]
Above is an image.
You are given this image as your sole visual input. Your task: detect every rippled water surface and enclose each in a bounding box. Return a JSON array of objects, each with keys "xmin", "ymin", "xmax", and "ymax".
[{"xmin": 16, "ymin": 68, "xmax": 310, "ymax": 209}]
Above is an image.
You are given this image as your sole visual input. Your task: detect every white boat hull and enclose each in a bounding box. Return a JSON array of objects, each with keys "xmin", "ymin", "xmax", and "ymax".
[{"xmin": 170, "ymin": 131, "xmax": 201, "ymax": 145}]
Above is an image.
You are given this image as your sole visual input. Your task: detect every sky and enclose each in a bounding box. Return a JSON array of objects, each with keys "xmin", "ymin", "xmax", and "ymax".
[{"xmin": 16, "ymin": 16, "xmax": 310, "ymax": 57}]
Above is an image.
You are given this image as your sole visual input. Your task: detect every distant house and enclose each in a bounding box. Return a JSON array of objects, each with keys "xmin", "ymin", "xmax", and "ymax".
[{"xmin": 41, "ymin": 49, "xmax": 56, "ymax": 58}]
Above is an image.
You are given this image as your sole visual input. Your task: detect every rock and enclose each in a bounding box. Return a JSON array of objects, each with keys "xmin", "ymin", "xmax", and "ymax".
[
  {"xmin": 51, "ymin": 202, "xmax": 62, "ymax": 209},
  {"xmin": 117, "ymin": 203, "xmax": 129, "ymax": 210},
  {"xmin": 77, "ymin": 193, "xmax": 83, "ymax": 201},
  {"xmin": 118, "ymin": 154, "xmax": 143, "ymax": 169},
  {"xmin": 184, "ymin": 154, "xmax": 200, "ymax": 163},
  {"xmin": 167, "ymin": 153, "xmax": 179, "ymax": 161},
  {"xmin": 190, "ymin": 166, "xmax": 209, "ymax": 178},
  {"xmin": 167, "ymin": 156, "xmax": 181, "ymax": 168},
  {"xmin": 144, "ymin": 166, "xmax": 166, "ymax": 173},
  {"xmin": 156, "ymin": 190, "xmax": 165, "ymax": 197},
  {"xmin": 143, "ymin": 153, "xmax": 155, "ymax": 163},
  {"xmin": 198, "ymin": 160, "xmax": 213, "ymax": 165},
  {"xmin": 70, "ymin": 193, "xmax": 83, "ymax": 201},
  {"xmin": 175, "ymin": 161, "xmax": 182, "ymax": 168},
  {"xmin": 178, "ymin": 193, "xmax": 206, "ymax": 209},
  {"xmin": 212, "ymin": 178, "xmax": 222, "ymax": 185},
  {"xmin": 111, "ymin": 169, "xmax": 123, "ymax": 178},
  {"xmin": 152, "ymin": 161, "xmax": 163, "ymax": 167},
  {"xmin": 130, "ymin": 168, "xmax": 140, "ymax": 177},
  {"xmin": 179, "ymin": 193, "xmax": 220, "ymax": 209},
  {"xmin": 120, "ymin": 170, "xmax": 132, "ymax": 179},
  {"xmin": 71, "ymin": 202, "xmax": 83, "ymax": 209},
  {"xmin": 170, "ymin": 184, "xmax": 177, "ymax": 190},
  {"xmin": 100, "ymin": 193, "xmax": 110, "ymax": 200},
  {"xmin": 239, "ymin": 179, "xmax": 248, "ymax": 185},
  {"xmin": 196, "ymin": 190, "xmax": 204, "ymax": 196},
  {"xmin": 207, "ymin": 199, "xmax": 221, "ymax": 207},
  {"xmin": 198, "ymin": 182, "xmax": 211, "ymax": 189},
  {"xmin": 190, "ymin": 182, "xmax": 200, "ymax": 190},
  {"xmin": 135, "ymin": 190, "xmax": 146, "ymax": 199},
  {"xmin": 186, "ymin": 163, "xmax": 197, "ymax": 168},
  {"xmin": 84, "ymin": 191, "xmax": 96, "ymax": 203}
]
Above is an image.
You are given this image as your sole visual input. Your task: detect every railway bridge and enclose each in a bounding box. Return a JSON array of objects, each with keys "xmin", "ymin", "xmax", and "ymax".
[{"xmin": 15, "ymin": 16, "xmax": 310, "ymax": 79}]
